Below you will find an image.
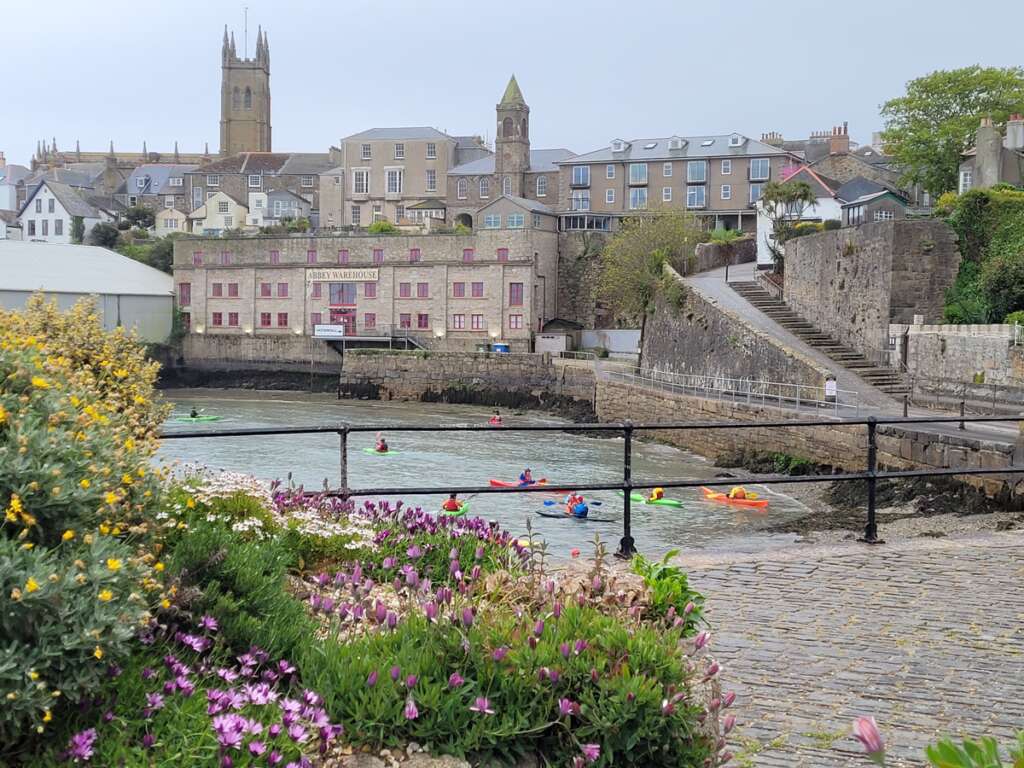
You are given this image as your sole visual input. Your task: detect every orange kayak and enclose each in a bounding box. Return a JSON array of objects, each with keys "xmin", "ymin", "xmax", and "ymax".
[
  {"xmin": 490, "ymin": 478, "xmax": 547, "ymax": 488},
  {"xmin": 701, "ymin": 486, "xmax": 769, "ymax": 508}
]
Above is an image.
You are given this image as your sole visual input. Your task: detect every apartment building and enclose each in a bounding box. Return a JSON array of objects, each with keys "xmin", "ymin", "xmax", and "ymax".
[
  {"xmin": 120, "ymin": 163, "xmax": 198, "ymax": 211},
  {"xmin": 555, "ymin": 134, "xmax": 797, "ymax": 231}
]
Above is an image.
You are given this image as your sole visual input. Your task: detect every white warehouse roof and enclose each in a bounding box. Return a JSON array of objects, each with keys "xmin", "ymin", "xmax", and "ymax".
[{"xmin": 0, "ymin": 241, "xmax": 173, "ymax": 297}]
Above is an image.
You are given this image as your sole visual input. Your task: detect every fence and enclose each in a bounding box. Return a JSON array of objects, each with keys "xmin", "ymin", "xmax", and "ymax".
[
  {"xmin": 909, "ymin": 374, "xmax": 1024, "ymax": 415},
  {"xmin": 160, "ymin": 415, "xmax": 1024, "ymax": 560}
]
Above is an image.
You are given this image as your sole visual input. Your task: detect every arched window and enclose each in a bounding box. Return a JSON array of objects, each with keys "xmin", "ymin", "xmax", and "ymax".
[
  {"xmin": 457, "ymin": 178, "xmax": 468, "ymax": 199},
  {"xmin": 502, "ymin": 176, "xmax": 512, "ymax": 196},
  {"xmin": 244, "ymin": 86, "xmax": 252, "ymax": 110},
  {"xmin": 232, "ymin": 86, "xmax": 240, "ymax": 110},
  {"xmin": 521, "ymin": 118, "xmax": 528, "ymax": 139},
  {"xmin": 501, "ymin": 117, "xmax": 513, "ymax": 138},
  {"xmin": 479, "ymin": 177, "xmax": 490, "ymax": 198},
  {"xmin": 536, "ymin": 175, "xmax": 547, "ymax": 196}
]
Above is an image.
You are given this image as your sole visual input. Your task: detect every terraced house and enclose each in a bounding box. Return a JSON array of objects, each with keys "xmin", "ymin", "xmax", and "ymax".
[{"xmin": 555, "ymin": 134, "xmax": 798, "ymax": 232}]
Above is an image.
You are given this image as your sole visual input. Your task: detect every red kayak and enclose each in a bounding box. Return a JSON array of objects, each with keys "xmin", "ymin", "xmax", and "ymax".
[{"xmin": 490, "ymin": 478, "xmax": 548, "ymax": 488}]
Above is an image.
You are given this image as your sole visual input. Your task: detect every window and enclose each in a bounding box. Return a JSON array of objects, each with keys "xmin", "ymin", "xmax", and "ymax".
[
  {"xmin": 572, "ymin": 166, "xmax": 590, "ymax": 186},
  {"xmin": 496, "ymin": 248, "xmax": 509, "ymax": 262},
  {"xmin": 606, "ymin": 189, "xmax": 615, "ymax": 204},
  {"xmin": 721, "ymin": 184, "xmax": 732, "ymax": 200},
  {"xmin": 386, "ymin": 169, "xmax": 403, "ymax": 195},
  {"xmin": 394, "ymin": 143, "xmax": 405, "ymax": 160},
  {"xmin": 312, "ymin": 283, "xmax": 322, "ymax": 299},
  {"xmin": 663, "ymin": 187, "xmax": 673, "ymax": 202},
  {"xmin": 570, "ymin": 190, "xmax": 590, "ymax": 211},
  {"xmin": 128, "ymin": 195, "xmax": 138, "ymax": 207},
  {"xmin": 463, "ymin": 248, "xmax": 475, "ymax": 262},
  {"xmin": 959, "ymin": 170, "xmax": 973, "ymax": 193},
  {"xmin": 54, "ymin": 219, "xmax": 63, "ymax": 236},
  {"xmin": 452, "ymin": 314, "xmax": 465, "ymax": 330},
  {"xmin": 338, "ymin": 249, "xmax": 349, "ymax": 264},
  {"xmin": 228, "ymin": 312, "xmax": 239, "ymax": 327},
  {"xmin": 471, "ymin": 314, "xmax": 485, "ymax": 330},
  {"xmin": 471, "ymin": 281, "xmax": 484, "ymax": 298},
  {"xmin": 417, "ymin": 313, "xmax": 429, "ymax": 330},
  {"xmin": 334, "ymin": 174, "xmax": 343, "ymax": 186},
  {"xmin": 561, "ymin": 215, "xmax": 612, "ymax": 231},
  {"xmin": 217, "ymin": 201, "xmax": 230, "ymax": 214},
  {"xmin": 479, "ymin": 177, "xmax": 490, "ymax": 198},
  {"xmin": 409, "ymin": 247, "xmax": 421, "ymax": 263},
  {"xmin": 749, "ymin": 183, "xmax": 765, "ymax": 203},
  {"xmin": 509, "ymin": 282, "xmax": 524, "ymax": 306},
  {"xmin": 629, "ymin": 187, "xmax": 648, "ymax": 210},
  {"xmin": 373, "ymin": 248, "xmax": 384, "ymax": 264},
  {"xmin": 687, "ymin": 161, "xmax": 707, "ymax": 183},
  {"xmin": 606, "ymin": 164, "xmax": 615, "ymax": 179},
  {"xmin": 502, "ymin": 176, "xmax": 512, "ymax": 196},
  {"xmin": 453, "ymin": 282, "xmax": 466, "ymax": 298},
  {"xmin": 48, "ymin": 198, "xmax": 55, "ymax": 213},
  {"xmin": 277, "ymin": 312, "xmax": 288, "ymax": 328},
  {"xmin": 35, "ymin": 199, "xmax": 41, "ymax": 213},
  {"xmin": 532, "ymin": 213, "xmax": 541, "ymax": 228},
  {"xmin": 270, "ymin": 249, "xmax": 280, "ymax": 264},
  {"xmin": 364, "ymin": 282, "xmax": 376, "ymax": 298},
  {"xmin": 351, "ymin": 206, "xmax": 361, "ymax": 226},
  {"xmin": 417, "ymin": 282, "xmax": 429, "ymax": 298},
  {"xmin": 425, "ymin": 169, "xmax": 437, "ymax": 192},
  {"xmin": 629, "ymin": 163, "xmax": 648, "ymax": 184},
  {"xmin": 212, "ymin": 282, "xmax": 223, "ymax": 297},
  {"xmin": 536, "ymin": 176, "xmax": 547, "ymax": 196},
  {"xmin": 399, "ymin": 282, "xmax": 411, "ymax": 298},
  {"xmin": 484, "ymin": 214, "xmax": 500, "ymax": 229},
  {"xmin": 749, "ymin": 158, "xmax": 770, "ymax": 181},
  {"xmin": 729, "ymin": 135, "xmax": 743, "ymax": 147},
  {"xmin": 686, "ymin": 186, "xmax": 706, "ymax": 208},
  {"xmin": 361, "ymin": 143, "xmax": 371, "ymax": 160},
  {"xmin": 350, "ymin": 170, "xmax": 369, "ymax": 197},
  {"xmin": 260, "ymin": 282, "xmax": 271, "ymax": 297},
  {"xmin": 509, "ymin": 314, "xmax": 524, "ymax": 330},
  {"xmin": 223, "ymin": 216, "xmax": 233, "ymax": 228},
  {"xmin": 329, "ymin": 283, "xmax": 357, "ymax": 304},
  {"xmin": 220, "ymin": 251, "xmax": 231, "ymax": 265},
  {"xmin": 277, "ymin": 282, "xmax": 288, "ymax": 298},
  {"xmin": 207, "ymin": 175, "xmax": 220, "ymax": 186},
  {"xmin": 178, "ymin": 283, "xmax": 191, "ymax": 307},
  {"xmin": 260, "ymin": 312, "xmax": 271, "ymax": 327},
  {"xmin": 169, "ymin": 177, "xmax": 183, "ymax": 187},
  {"xmin": 399, "ymin": 313, "xmax": 411, "ymax": 329},
  {"xmin": 193, "ymin": 187, "xmax": 203, "ymax": 207},
  {"xmin": 507, "ymin": 213, "xmax": 525, "ymax": 228},
  {"xmin": 874, "ymin": 209, "xmax": 895, "ymax": 221},
  {"xmin": 364, "ymin": 313, "xmax": 376, "ymax": 329},
  {"xmin": 248, "ymin": 174, "xmax": 261, "ymax": 189},
  {"xmin": 426, "ymin": 142, "xmax": 437, "ymax": 159},
  {"xmin": 212, "ymin": 312, "xmax": 223, "ymax": 327},
  {"xmin": 307, "ymin": 249, "xmax": 317, "ymax": 264},
  {"xmin": 311, "ymin": 312, "xmax": 322, "ymax": 326},
  {"xmin": 192, "ymin": 251, "xmax": 203, "ymax": 265},
  {"xmin": 663, "ymin": 162, "xmax": 673, "ymax": 177},
  {"xmin": 165, "ymin": 218, "xmax": 179, "ymax": 230},
  {"xmin": 721, "ymin": 159, "xmax": 732, "ymax": 175},
  {"xmin": 457, "ymin": 178, "xmax": 468, "ymax": 199},
  {"xmin": 165, "ymin": 195, "xmax": 175, "ymax": 208}
]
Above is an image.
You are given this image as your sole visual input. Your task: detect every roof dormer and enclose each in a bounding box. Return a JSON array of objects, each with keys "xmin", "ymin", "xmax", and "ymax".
[
  {"xmin": 728, "ymin": 133, "xmax": 746, "ymax": 148},
  {"xmin": 668, "ymin": 136, "xmax": 686, "ymax": 150},
  {"xmin": 610, "ymin": 139, "xmax": 629, "ymax": 153}
]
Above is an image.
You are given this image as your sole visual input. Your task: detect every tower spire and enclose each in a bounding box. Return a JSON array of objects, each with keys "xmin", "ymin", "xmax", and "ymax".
[{"xmin": 174, "ymin": 141, "xmax": 180, "ymax": 161}]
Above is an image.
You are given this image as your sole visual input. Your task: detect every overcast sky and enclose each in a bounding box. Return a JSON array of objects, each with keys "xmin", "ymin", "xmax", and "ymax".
[{"xmin": 4, "ymin": 0, "xmax": 1023, "ymax": 167}]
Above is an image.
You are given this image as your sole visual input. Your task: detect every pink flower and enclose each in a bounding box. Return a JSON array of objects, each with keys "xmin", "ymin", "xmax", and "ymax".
[
  {"xmin": 723, "ymin": 714, "xmax": 736, "ymax": 735},
  {"xmin": 448, "ymin": 672, "xmax": 464, "ymax": 688},
  {"xmin": 469, "ymin": 697, "xmax": 495, "ymax": 715},
  {"xmin": 853, "ymin": 717, "xmax": 885, "ymax": 765},
  {"xmin": 366, "ymin": 670, "xmax": 378, "ymax": 688},
  {"xmin": 404, "ymin": 698, "xmax": 419, "ymax": 720},
  {"xmin": 581, "ymin": 743, "xmax": 601, "ymax": 763},
  {"xmin": 492, "ymin": 646, "xmax": 509, "ymax": 662}
]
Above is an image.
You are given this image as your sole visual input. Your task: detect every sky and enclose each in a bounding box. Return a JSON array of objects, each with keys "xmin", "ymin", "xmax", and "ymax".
[{"xmin": 3, "ymin": 0, "xmax": 1024, "ymax": 167}]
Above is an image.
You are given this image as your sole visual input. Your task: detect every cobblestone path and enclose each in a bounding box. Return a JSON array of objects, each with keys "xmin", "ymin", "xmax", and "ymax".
[{"xmin": 683, "ymin": 532, "xmax": 1024, "ymax": 767}]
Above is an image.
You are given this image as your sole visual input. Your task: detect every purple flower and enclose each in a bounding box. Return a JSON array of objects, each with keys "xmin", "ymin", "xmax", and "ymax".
[
  {"xmin": 448, "ymin": 672, "xmax": 464, "ymax": 688},
  {"xmin": 374, "ymin": 601, "xmax": 387, "ymax": 624},
  {"xmin": 67, "ymin": 728, "xmax": 98, "ymax": 761},
  {"xmin": 853, "ymin": 717, "xmax": 886, "ymax": 765},
  {"xmin": 424, "ymin": 602, "xmax": 438, "ymax": 622},
  {"xmin": 560, "ymin": 642, "xmax": 571, "ymax": 659},
  {"xmin": 581, "ymin": 743, "xmax": 601, "ymax": 763},
  {"xmin": 702, "ymin": 661, "xmax": 721, "ymax": 682},
  {"xmin": 469, "ymin": 697, "xmax": 495, "ymax": 715},
  {"xmin": 461, "ymin": 607, "xmax": 474, "ymax": 629},
  {"xmin": 217, "ymin": 667, "xmax": 238, "ymax": 683},
  {"xmin": 102, "ymin": 710, "xmax": 114, "ymax": 723},
  {"xmin": 176, "ymin": 676, "xmax": 195, "ymax": 697},
  {"xmin": 574, "ymin": 639, "xmax": 588, "ymax": 655},
  {"xmin": 211, "ymin": 714, "xmax": 244, "ymax": 749},
  {"xmin": 405, "ymin": 674, "xmax": 418, "ymax": 688},
  {"xmin": 390, "ymin": 666, "xmax": 401, "ymax": 682},
  {"xmin": 199, "ymin": 615, "xmax": 219, "ymax": 632},
  {"xmin": 107, "ymin": 664, "xmax": 123, "ymax": 679},
  {"xmin": 548, "ymin": 668, "xmax": 561, "ymax": 684},
  {"xmin": 684, "ymin": 601, "xmax": 695, "ymax": 615},
  {"xmin": 552, "ymin": 602, "xmax": 563, "ymax": 619},
  {"xmin": 404, "ymin": 698, "xmax": 419, "ymax": 720},
  {"xmin": 143, "ymin": 692, "xmax": 165, "ymax": 718},
  {"xmin": 366, "ymin": 670, "xmax": 378, "ymax": 688},
  {"xmin": 141, "ymin": 667, "xmax": 155, "ymax": 680},
  {"xmin": 723, "ymin": 714, "xmax": 736, "ymax": 735},
  {"xmin": 277, "ymin": 659, "xmax": 296, "ymax": 676},
  {"xmin": 591, "ymin": 575, "xmax": 602, "ymax": 592},
  {"xmin": 475, "ymin": 546, "xmax": 485, "ymax": 560},
  {"xmin": 386, "ymin": 611, "xmax": 398, "ymax": 630},
  {"xmin": 693, "ymin": 631, "xmax": 710, "ymax": 651},
  {"xmin": 142, "ymin": 732, "xmax": 155, "ymax": 749},
  {"xmin": 382, "ymin": 556, "xmax": 397, "ymax": 569},
  {"xmin": 267, "ymin": 751, "xmax": 283, "ymax": 766},
  {"xmin": 288, "ymin": 724, "xmax": 308, "ymax": 743},
  {"xmin": 268, "ymin": 723, "xmax": 282, "ymax": 738},
  {"xmin": 406, "ymin": 544, "xmax": 423, "ymax": 559},
  {"xmin": 533, "ymin": 620, "xmax": 545, "ymax": 637},
  {"xmin": 722, "ymin": 691, "xmax": 736, "ymax": 708},
  {"xmin": 492, "ymin": 646, "xmax": 509, "ymax": 662},
  {"xmin": 557, "ymin": 698, "xmax": 580, "ymax": 717},
  {"xmin": 220, "ymin": 756, "xmax": 234, "ymax": 768}
]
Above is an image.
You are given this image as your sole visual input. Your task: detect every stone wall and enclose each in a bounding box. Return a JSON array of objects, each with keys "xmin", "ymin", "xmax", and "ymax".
[
  {"xmin": 784, "ymin": 220, "xmax": 960, "ymax": 359},
  {"xmin": 183, "ymin": 333, "xmax": 342, "ymax": 371},
  {"xmin": 641, "ymin": 266, "xmax": 829, "ymax": 387},
  {"xmin": 686, "ymin": 236, "xmax": 756, "ymax": 275},
  {"xmin": 595, "ymin": 380, "xmax": 1021, "ymax": 497},
  {"xmin": 556, "ymin": 230, "xmax": 609, "ymax": 328}
]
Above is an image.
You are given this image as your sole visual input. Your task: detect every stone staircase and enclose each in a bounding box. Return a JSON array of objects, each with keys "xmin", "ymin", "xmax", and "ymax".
[{"xmin": 728, "ymin": 281, "xmax": 911, "ymax": 396}]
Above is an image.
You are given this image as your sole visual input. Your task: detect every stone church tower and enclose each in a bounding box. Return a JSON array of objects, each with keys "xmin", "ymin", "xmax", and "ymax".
[
  {"xmin": 219, "ymin": 25, "xmax": 271, "ymax": 155},
  {"xmin": 494, "ymin": 75, "xmax": 530, "ymax": 197}
]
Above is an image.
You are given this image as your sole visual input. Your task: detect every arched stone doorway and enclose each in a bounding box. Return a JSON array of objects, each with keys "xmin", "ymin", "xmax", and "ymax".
[{"xmin": 455, "ymin": 213, "xmax": 473, "ymax": 229}]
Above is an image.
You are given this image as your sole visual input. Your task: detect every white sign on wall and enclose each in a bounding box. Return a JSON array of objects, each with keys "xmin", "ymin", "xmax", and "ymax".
[
  {"xmin": 313, "ymin": 324, "xmax": 349, "ymax": 339},
  {"xmin": 306, "ymin": 268, "xmax": 379, "ymax": 282}
]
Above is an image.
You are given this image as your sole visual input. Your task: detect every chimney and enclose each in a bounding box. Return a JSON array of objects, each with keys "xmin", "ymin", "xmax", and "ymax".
[
  {"xmin": 1005, "ymin": 113, "xmax": 1024, "ymax": 151},
  {"xmin": 829, "ymin": 123, "xmax": 850, "ymax": 155},
  {"xmin": 761, "ymin": 131, "xmax": 784, "ymax": 147},
  {"xmin": 975, "ymin": 116, "xmax": 1003, "ymax": 188},
  {"xmin": 0, "ymin": 151, "xmax": 5, "ymax": 167}
]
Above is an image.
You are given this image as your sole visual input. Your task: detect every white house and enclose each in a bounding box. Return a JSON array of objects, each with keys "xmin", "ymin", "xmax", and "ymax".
[
  {"xmin": 187, "ymin": 190, "xmax": 247, "ymax": 235},
  {"xmin": 246, "ymin": 191, "xmax": 268, "ymax": 228},
  {"xmin": 18, "ymin": 180, "xmax": 116, "ymax": 244},
  {"xmin": 755, "ymin": 166, "xmax": 841, "ymax": 269}
]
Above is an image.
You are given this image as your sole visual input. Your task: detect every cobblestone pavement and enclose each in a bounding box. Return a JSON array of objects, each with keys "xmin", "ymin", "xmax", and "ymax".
[{"xmin": 682, "ymin": 532, "xmax": 1024, "ymax": 767}]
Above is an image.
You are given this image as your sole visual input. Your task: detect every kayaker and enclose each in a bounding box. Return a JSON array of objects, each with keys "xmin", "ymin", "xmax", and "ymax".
[
  {"xmin": 728, "ymin": 486, "xmax": 747, "ymax": 500},
  {"xmin": 519, "ymin": 468, "xmax": 534, "ymax": 486},
  {"xmin": 565, "ymin": 495, "xmax": 589, "ymax": 519},
  {"xmin": 375, "ymin": 432, "xmax": 389, "ymax": 453},
  {"xmin": 649, "ymin": 487, "xmax": 665, "ymax": 503},
  {"xmin": 441, "ymin": 493, "xmax": 462, "ymax": 512},
  {"xmin": 489, "ymin": 410, "xmax": 503, "ymax": 426},
  {"xmin": 189, "ymin": 407, "xmax": 199, "ymax": 418}
]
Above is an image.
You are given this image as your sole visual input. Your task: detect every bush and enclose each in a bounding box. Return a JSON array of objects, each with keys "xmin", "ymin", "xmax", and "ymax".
[
  {"xmin": 87, "ymin": 222, "xmax": 121, "ymax": 248},
  {"xmin": 367, "ymin": 219, "xmax": 398, "ymax": 234},
  {"xmin": 124, "ymin": 206, "xmax": 155, "ymax": 230},
  {"xmin": 1004, "ymin": 310, "xmax": 1024, "ymax": 325},
  {"xmin": 631, "ymin": 550, "xmax": 705, "ymax": 634},
  {"xmin": 788, "ymin": 222, "xmax": 825, "ymax": 240},
  {"xmin": 823, "ymin": 219, "xmax": 842, "ymax": 231}
]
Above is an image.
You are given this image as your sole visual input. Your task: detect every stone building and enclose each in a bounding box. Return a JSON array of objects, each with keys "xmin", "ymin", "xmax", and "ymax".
[
  {"xmin": 958, "ymin": 115, "xmax": 1024, "ymax": 193},
  {"xmin": 120, "ymin": 163, "xmax": 198, "ymax": 212},
  {"xmin": 220, "ymin": 26, "xmax": 272, "ymax": 155},
  {"xmin": 172, "ymin": 199, "xmax": 558, "ymax": 353}
]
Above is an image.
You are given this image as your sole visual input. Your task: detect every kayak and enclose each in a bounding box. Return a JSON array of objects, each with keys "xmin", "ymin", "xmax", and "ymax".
[
  {"xmin": 439, "ymin": 502, "xmax": 469, "ymax": 517},
  {"xmin": 536, "ymin": 510, "xmax": 615, "ymax": 523},
  {"xmin": 616, "ymin": 490, "xmax": 684, "ymax": 508},
  {"xmin": 362, "ymin": 447, "xmax": 401, "ymax": 456},
  {"xmin": 489, "ymin": 478, "xmax": 547, "ymax": 488},
  {"xmin": 700, "ymin": 486, "xmax": 769, "ymax": 508},
  {"xmin": 175, "ymin": 415, "xmax": 222, "ymax": 423},
  {"xmin": 488, "ymin": 420, "xmax": 504, "ymax": 427}
]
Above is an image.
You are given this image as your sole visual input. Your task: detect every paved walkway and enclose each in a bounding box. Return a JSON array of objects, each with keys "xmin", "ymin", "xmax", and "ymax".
[{"xmin": 682, "ymin": 532, "xmax": 1024, "ymax": 766}]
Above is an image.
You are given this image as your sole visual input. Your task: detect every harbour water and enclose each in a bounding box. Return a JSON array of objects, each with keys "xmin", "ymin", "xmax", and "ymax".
[{"xmin": 160, "ymin": 389, "xmax": 807, "ymax": 558}]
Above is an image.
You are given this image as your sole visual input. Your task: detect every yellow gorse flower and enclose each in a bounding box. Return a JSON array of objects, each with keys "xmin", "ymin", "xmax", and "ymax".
[
  {"xmin": 25, "ymin": 578, "xmax": 39, "ymax": 593},
  {"xmin": 103, "ymin": 492, "xmax": 117, "ymax": 505},
  {"xmin": 98, "ymin": 589, "xmax": 113, "ymax": 602},
  {"xmin": 79, "ymin": 478, "xmax": 90, "ymax": 489},
  {"xmin": 43, "ymin": 710, "xmax": 52, "ymax": 723},
  {"xmin": 31, "ymin": 376, "xmax": 50, "ymax": 389},
  {"xmin": 105, "ymin": 558, "xmax": 122, "ymax": 572},
  {"xmin": 93, "ymin": 646, "xmax": 103, "ymax": 660},
  {"xmin": 62, "ymin": 529, "xmax": 75, "ymax": 542}
]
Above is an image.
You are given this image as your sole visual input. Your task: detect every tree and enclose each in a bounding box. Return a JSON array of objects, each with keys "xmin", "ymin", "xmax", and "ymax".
[
  {"xmin": 709, "ymin": 227, "xmax": 743, "ymax": 270},
  {"xmin": 86, "ymin": 222, "xmax": 120, "ymax": 249},
  {"xmin": 70, "ymin": 216, "xmax": 84, "ymax": 244},
  {"xmin": 758, "ymin": 180, "xmax": 816, "ymax": 271},
  {"xmin": 880, "ymin": 66, "xmax": 1024, "ymax": 195},
  {"xmin": 147, "ymin": 234, "xmax": 181, "ymax": 273},
  {"xmin": 124, "ymin": 205, "xmax": 156, "ymax": 230}
]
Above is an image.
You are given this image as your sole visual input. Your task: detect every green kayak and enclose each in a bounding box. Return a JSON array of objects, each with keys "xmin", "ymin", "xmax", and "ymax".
[
  {"xmin": 175, "ymin": 415, "xmax": 222, "ymax": 423},
  {"xmin": 362, "ymin": 447, "xmax": 401, "ymax": 456},
  {"xmin": 616, "ymin": 490, "xmax": 684, "ymax": 508},
  {"xmin": 439, "ymin": 502, "xmax": 469, "ymax": 517}
]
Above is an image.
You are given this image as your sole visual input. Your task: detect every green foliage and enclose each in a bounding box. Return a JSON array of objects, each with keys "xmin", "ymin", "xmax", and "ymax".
[
  {"xmin": 124, "ymin": 206, "xmax": 156, "ymax": 230},
  {"xmin": 758, "ymin": 180, "xmax": 818, "ymax": 270},
  {"xmin": 658, "ymin": 273, "xmax": 688, "ymax": 312},
  {"xmin": 880, "ymin": 66, "xmax": 1024, "ymax": 195},
  {"xmin": 367, "ymin": 219, "xmax": 399, "ymax": 234},
  {"xmin": 980, "ymin": 251, "xmax": 1024, "ymax": 323},
  {"xmin": 87, "ymin": 222, "xmax": 121, "ymax": 248},
  {"xmin": 789, "ymin": 222, "xmax": 825, "ymax": 239},
  {"xmin": 453, "ymin": 222, "xmax": 471, "ymax": 235},
  {"xmin": 925, "ymin": 731, "xmax": 1024, "ymax": 767},
  {"xmin": 822, "ymin": 219, "xmax": 842, "ymax": 231},
  {"xmin": 631, "ymin": 550, "xmax": 705, "ymax": 635},
  {"xmin": 366, "ymin": 523, "xmax": 522, "ymax": 584},
  {"xmin": 1004, "ymin": 310, "xmax": 1024, "ymax": 325},
  {"xmin": 709, "ymin": 227, "xmax": 742, "ymax": 246},
  {"xmin": 70, "ymin": 216, "xmax": 85, "ymax": 244},
  {"xmin": 770, "ymin": 453, "xmax": 816, "ymax": 476}
]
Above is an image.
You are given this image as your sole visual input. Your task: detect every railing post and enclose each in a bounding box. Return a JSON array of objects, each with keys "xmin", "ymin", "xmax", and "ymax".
[
  {"xmin": 903, "ymin": 394, "xmax": 908, "ymax": 418},
  {"xmin": 616, "ymin": 421, "xmax": 636, "ymax": 559},
  {"xmin": 959, "ymin": 400, "xmax": 966, "ymax": 430},
  {"xmin": 860, "ymin": 417, "xmax": 882, "ymax": 544},
  {"xmin": 338, "ymin": 427, "xmax": 349, "ymax": 500}
]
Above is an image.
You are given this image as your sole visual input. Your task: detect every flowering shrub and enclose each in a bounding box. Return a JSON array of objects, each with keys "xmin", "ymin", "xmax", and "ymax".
[{"xmin": 632, "ymin": 550, "xmax": 706, "ymax": 636}]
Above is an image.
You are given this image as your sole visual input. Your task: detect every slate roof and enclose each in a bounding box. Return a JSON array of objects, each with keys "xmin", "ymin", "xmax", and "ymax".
[
  {"xmin": 0, "ymin": 164, "xmax": 31, "ymax": 185},
  {"xmin": 277, "ymin": 154, "xmax": 333, "ymax": 175},
  {"xmin": 0, "ymin": 210, "xmax": 19, "ymax": 225},
  {"xmin": 449, "ymin": 148, "xmax": 575, "ymax": 176},
  {"xmin": 342, "ymin": 127, "xmax": 452, "ymax": 142},
  {"xmin": 477, "ymin": 195, "xmax": 554, "ymax": 215},
  {"xmin": 407, "ymin": 199, "xmax": 447, "ymax": 210},
  {"xmin": 835, "ymin": 177, "xmax": 907, "ymax": 205},
  {"xmin": 125, "ymin": 164, "xmax": 198, "ymax": 195},
  {"xmin": 19, "ymin": 180, "xmax": 101, "ymax": 219},
  {"xmin": 562, "ymin": 135, "xmax": 793, "ymax": 164}
]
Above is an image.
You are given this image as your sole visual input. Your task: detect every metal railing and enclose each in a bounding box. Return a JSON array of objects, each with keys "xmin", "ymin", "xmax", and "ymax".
[
  {"xmin": 160, "ymin": 415, "xmax": 1024, "ymax": 560},
  {"xmin": 596, "ymin": 362, "xmax": 862, "ymax": 416}
]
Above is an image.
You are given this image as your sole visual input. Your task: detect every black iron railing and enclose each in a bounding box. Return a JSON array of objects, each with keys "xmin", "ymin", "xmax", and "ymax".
[{"xmin": 161, "ymin": 416, "xmax": 1024, "ymax": 558}]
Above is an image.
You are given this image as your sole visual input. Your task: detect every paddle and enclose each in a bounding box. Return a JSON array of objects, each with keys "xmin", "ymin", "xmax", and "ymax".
[{"xmin": 542, "ymin": 499, "xmax": 602, "ymax": 507}]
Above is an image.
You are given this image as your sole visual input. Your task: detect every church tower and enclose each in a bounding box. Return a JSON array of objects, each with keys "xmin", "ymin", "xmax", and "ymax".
[
  {"xmin": 494, "ymin": 75, "xmax": 530, "ymax": 197},
  {"xmin": 219, "ymin": 25, "xmax": 272, "ymax": 155}
]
